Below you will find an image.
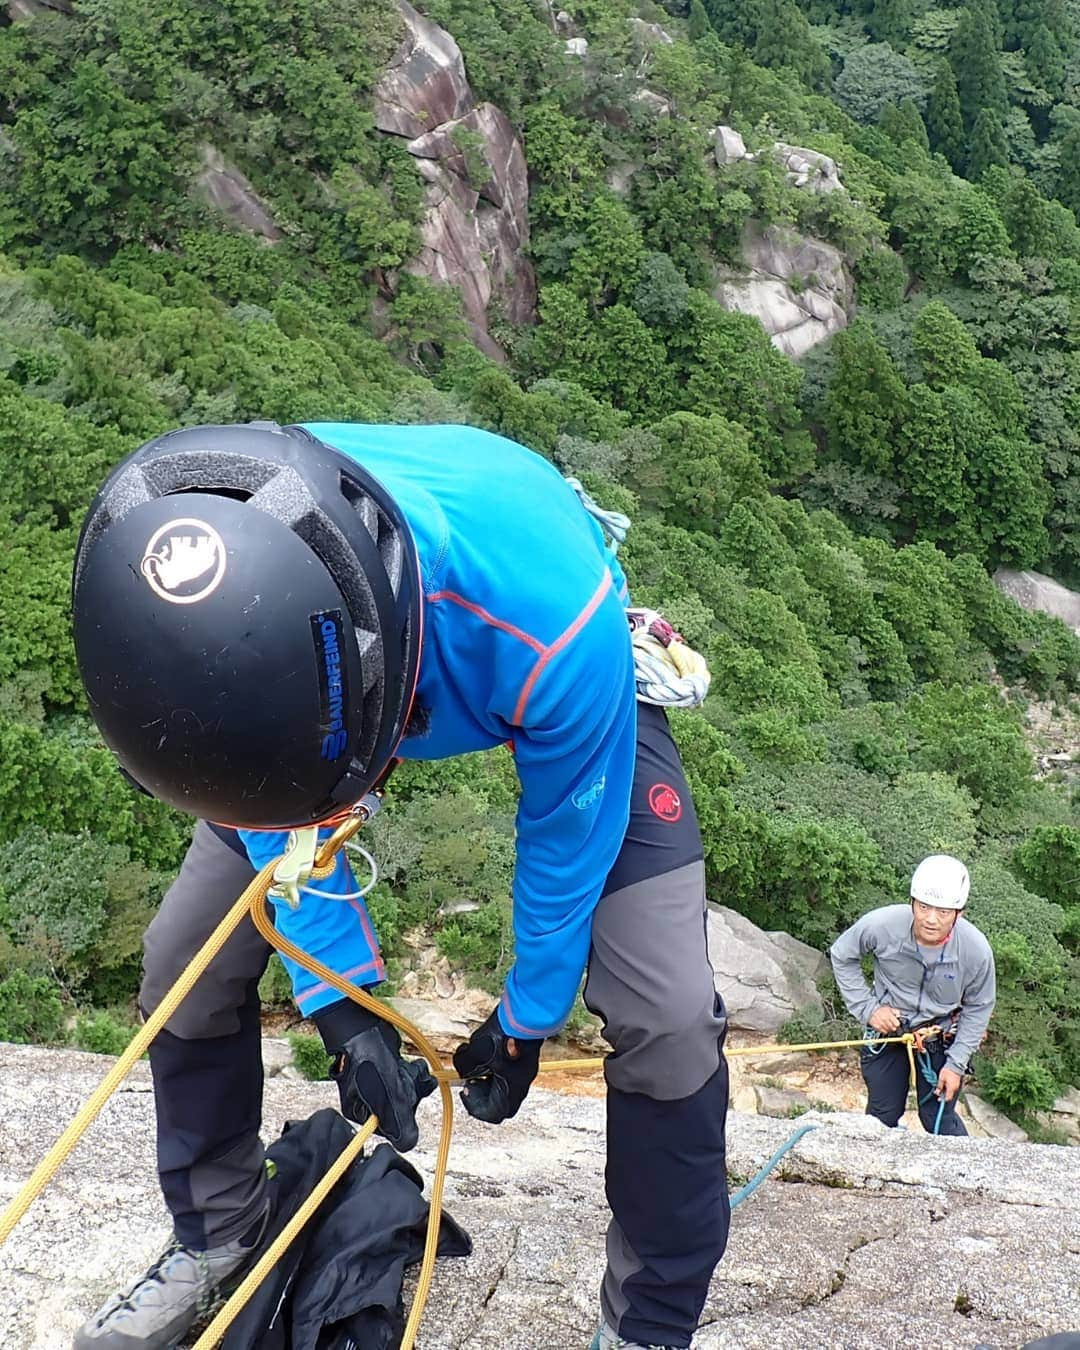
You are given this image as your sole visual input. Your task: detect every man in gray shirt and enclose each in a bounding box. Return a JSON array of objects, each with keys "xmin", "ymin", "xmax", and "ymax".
[{"xmin": 829, "ymin": 855, "xmax": 996, "ymax": 1135}]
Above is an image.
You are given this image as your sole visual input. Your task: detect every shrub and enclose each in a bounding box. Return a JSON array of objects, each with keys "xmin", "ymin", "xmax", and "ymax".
[
  {"xmin": 72, "ymin": 1009, "xmax": 139, "ymax": 1056},
  {"xmin": 0, "ymin": 970, "xmax": 65, "ymax": 1044},
  {"xmin": 980, "ymin": 1053, "xmax": 1059, "ymax": 1118},
  {"xmin": 258, "ymin": 954, "xmax": 294, "ymax": 1008},
  {"xmin": 0, "ymin": 826, "xmax": 164, "ymax": 1001},
  {"xmin": 287, "ymin": 1032, "xmax": 332, "ymax": 1081},
  {"xmin": 904, "ymin": 683, "xmax": 1033, "ymax": 809}
]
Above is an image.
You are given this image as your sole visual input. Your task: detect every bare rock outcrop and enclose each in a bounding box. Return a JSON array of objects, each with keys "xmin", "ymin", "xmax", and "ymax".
[
  {"xmin": 629, "ymin": 16, "xmax": 674, "ymax": 45},
  {"xmin": 375, "ymin": 1, "xmax": 536, "ymax": 356},
  {"xmin": 994, "ymin": 567, "xmax": 1080, "ymax": 634},
  {"xmin": 774, "ymin": 140, "xmax": 843, "ymax": 194},
  {"xmin": 711, "ymin": 126, "xmax": 843, "ymax": 195},
  {"xmin": 192, "ymin": 144, "xmax": 282, "ymax": 241},
  {"xmin": 707, "ymin": 902, "xmax": 827, "ymax": 1033},
  {"xmin": 372, "ymin": 0, "xmax": 475, "ymax": 139},
  {"xmin": 714, "ymin": 222, "xmax": 854, "ymax": 360},
  {"xmin": 707, "ymin": 131, "xmax": 854, "ymax": 354},
  {"xmin": 6, "ymin": 0, "xmax": 71, "ymax": 18},
  {"xmin": 713, "ymin": 125, "xmax": 749, "ymax": 166},
  {"xmin": 0, "ymin": 1045, "xmax": 1077, "ymax": 1349}
]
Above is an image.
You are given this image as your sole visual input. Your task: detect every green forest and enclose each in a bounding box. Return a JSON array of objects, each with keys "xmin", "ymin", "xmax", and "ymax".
[{"xmin": 1, "ymin": 0, "xmax": 1079, "ymax": 1128}]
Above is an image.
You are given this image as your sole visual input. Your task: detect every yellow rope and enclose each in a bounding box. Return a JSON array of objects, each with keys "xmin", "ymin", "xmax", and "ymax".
[
  {"xmin": 439, "ymin": 1034, "xmax": 923, "ymax": 1084},
  {"xmin": 246, "ymin": 891, "xmax": 455, "ymax": 1350}
]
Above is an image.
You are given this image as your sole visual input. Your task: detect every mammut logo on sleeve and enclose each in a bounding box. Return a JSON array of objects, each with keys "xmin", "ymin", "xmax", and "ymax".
[
  {"xmin": 573, "ymin": 776, "xmax": 606, "ymax": 810},
  {"xmin": 648, "ymin": 782, "xmax": 682, "ymax": 822}
]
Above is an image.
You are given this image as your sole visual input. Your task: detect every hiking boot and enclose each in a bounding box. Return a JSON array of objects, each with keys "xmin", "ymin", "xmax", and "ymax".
[
  {"xmin": 73, "ymin": 1207, "xmax": 270, "ymax": 1350},
  {"xmin": 589, "ymin": 1322, "xmax": 683, "ymax": 1349}
]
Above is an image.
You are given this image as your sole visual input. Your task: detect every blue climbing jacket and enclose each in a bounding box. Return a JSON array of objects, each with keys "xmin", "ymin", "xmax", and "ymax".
[{"xmin": 238, "ymin": 423, "xmax": 636, "ymax": 1039}]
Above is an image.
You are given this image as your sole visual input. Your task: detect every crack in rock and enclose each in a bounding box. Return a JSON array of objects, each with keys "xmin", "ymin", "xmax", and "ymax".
[
  {"xmin": 802, "ymin": 1227, "xmax": 899, "ymax": 1310},
  {"xmin": 480, "ymin": 1224, "xmax": 521, "ymax": 1316}
]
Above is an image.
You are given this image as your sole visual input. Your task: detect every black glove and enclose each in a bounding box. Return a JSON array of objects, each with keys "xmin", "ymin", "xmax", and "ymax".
[
  {"xmin": 452, "ymin": 1007, "xmax": 542, "ymax": 1124},
  {"xmin": 312, "ymin": 998, "xmax": 437, "ymax": 1152}
]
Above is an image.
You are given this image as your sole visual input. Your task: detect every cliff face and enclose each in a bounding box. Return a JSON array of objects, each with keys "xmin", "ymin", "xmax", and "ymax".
[
  {"xmin": 0, "ymin": 1043, "xmax": 1077, "ymax": 1349},
  {"xmin": 371, "ymin": 0, "xmax": 536, "ymax": 359}
]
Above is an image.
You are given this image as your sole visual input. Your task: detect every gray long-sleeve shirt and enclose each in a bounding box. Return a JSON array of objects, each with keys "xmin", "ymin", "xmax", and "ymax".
[{"xmin": 829, "ymin": 904, "xmax": 996, "ymax": 1072}]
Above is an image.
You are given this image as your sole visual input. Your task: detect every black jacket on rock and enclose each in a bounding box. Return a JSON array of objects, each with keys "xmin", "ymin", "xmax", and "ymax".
[{"xmin": 221, "ymin": 1109, "xmax": 471, "ymax": 1350}]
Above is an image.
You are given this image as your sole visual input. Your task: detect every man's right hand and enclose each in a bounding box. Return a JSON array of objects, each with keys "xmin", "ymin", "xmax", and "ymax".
[{"xmin": 867, "ymin": 1005, "xmax": 902, "ymax": 1034}]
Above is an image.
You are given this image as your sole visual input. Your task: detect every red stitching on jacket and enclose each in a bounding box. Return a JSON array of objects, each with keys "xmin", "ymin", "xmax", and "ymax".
[
  {"xmin": 426, "ymin": 589, "xmax": 545, "ymax": 654},
  {"xmin": 512, "ymin": 572, "xmax": 612, "ymax": 726},
  {"xmin": 500, "ymin": 990, "xmax": 554, "ymax": 1038},
  {"xmin": 296, "ymin": 957, "xmax": 385, "ymax": 1006}
]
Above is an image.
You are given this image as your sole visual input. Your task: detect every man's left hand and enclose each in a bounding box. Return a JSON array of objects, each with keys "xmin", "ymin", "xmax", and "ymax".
[
  {"xmin": 936, "ymin": 1066, "xmax": 963, "ymax": 1102},
  {"xmin": 453, "ymin": 1007, "xmax": 542, "ymax": 1123}
]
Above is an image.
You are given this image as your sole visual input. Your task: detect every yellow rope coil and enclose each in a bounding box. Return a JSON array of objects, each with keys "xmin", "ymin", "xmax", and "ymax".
[{"xmin": 246, "ymin": 889, "xmax": 456, "ymax": 1350}]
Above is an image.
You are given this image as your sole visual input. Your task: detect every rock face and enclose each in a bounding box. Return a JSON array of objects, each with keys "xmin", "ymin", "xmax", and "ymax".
[
  {"xmin": 633, "ymin": 88, "xmax": 673, "ymax": 116},
  {"xmin": 713, "ymin": 125, "xmax": 748, "ymax": 166},
  {"xmin": 707, "ymin": 903, "xmax": 828, "ymax": 1033},
  {"xmin": 752, "ymin": 1084, "xmax": 811, "ymax": 1117},
  {"xmin": 6, "ymin": 0, "xmax": 72, "ymax": 18},
  {"xmin": 708, "ymin": 129, "xmax": 855, "ymax": 355},
  {"xmin": 714, "ymin": 222, "xmax": 854, "ymax": 360},
  {"xmin": 964, "ymin": 1092, "xmax": 1030, "ymax": 1143},
  {"xmin": 372, "ymin": 0, "xmax": 475, "ymax": 139},
  {"xmin": 192, "ymin": 144, "xmax": 282, "ymax": 241},
  {"xmin": 1039, "ymin": 1086, "xmax": 1080, "ymax": 1144},
  {"xmin": 711, "ymin": 126, "xmax": 843, "ymax": 195},
  {"xmin": 774, "ymin": 141, "xmax": 843, "ymax": 194},
  {"xmin": 629, "ymin": 16, "xmax": 674, "ymax": 45},
  {"xmin": 0, "ymin": 1044, "xmax": 1077, "ymax": 1350},
  {"xmin": 994, "ymin": 568, "xmax": 1080, "ymax": 633},
  {"xmin": 374, "ymin": 0, "xmax": 536, "ymax": 357}
]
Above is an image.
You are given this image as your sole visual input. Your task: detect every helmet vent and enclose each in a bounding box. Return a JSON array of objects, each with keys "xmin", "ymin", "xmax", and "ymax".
[
  {"xmin": 339, "ymin": 471, "xmax": 404, "ymax": 594},
  {"xmin": 293, "ymin": 508, "xmax": 382, "ymax": 639},
  {"xmin": 168, "ymin": 486, "xmax": 254, "ymax": 503}
]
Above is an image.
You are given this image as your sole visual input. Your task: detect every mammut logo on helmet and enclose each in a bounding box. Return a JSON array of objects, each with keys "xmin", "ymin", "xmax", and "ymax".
[
  {"xmin": 648, "ymin": 782, "xmax": 682, "ymax": 822},
  {"xmin": 312, "ymin": 612, "xmax": 349, "ymax": 761},
  {"xmin": 140, "ymin": 519, "xmax": 226, "ymax": 605},
  {"xmin": 573, "ymin": 776, "xmax": 606, "ymax": 810}
]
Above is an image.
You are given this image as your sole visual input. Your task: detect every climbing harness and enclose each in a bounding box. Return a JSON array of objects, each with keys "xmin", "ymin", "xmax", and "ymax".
[
  {"xmin": 863, "ymin": 1021, "xmax": 958, "ymax": 1134},
  {"xmin": 0, "ymin": 812, "xmax": 933, "ymax": 1348}
]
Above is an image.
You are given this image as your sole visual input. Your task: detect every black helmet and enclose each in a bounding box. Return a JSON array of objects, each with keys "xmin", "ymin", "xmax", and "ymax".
[{"xmin": 72, "ymin": 422, "xmax": 422, "ymax": 829}]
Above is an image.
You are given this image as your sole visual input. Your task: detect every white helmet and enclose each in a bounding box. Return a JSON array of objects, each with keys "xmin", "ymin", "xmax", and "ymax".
[{"xmin": 910, "ymin": 855, "xmax": 970, "ymax": 910}]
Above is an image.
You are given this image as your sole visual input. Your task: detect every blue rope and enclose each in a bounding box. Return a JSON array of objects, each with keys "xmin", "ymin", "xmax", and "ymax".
[
  {"xmin": 729, "ymin": 1124, "xmax": 818, "ymax": 1210},
  {"xmin": 731, "ymin": 1043, "xmax": 952, "ymax": 1215},
  {"xmin": 915, "ymin": 1045, "xmax": 947, "ymax": 1135}
]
